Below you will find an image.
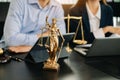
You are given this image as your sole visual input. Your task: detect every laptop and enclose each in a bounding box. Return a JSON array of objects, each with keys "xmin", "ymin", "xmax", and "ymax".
[
  {"xmin": 74, "ymin": 38, "xmax": 120, "ymax": 57},
  {"xmin": 25, "ymin": 33, "xmax": 75, "ymax": 63}
]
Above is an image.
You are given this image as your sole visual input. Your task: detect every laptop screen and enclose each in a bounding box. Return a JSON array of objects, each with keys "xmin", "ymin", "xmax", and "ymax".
[
  {"xmin": 74, "ymin": 38, "xmax": 120, "ymax": 57},
  {"xmin": 87, "ymin": 38, "xmax": 120, "ymax": 57}
]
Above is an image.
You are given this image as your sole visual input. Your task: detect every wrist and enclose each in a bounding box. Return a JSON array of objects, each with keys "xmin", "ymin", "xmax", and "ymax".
[
  {"xmin": 103, "ymin": 27, "xmax": 109, "ymax": 34},
  {"xmin": 103, "ymin": 26, "xmax": 113, "ymax": 34}
]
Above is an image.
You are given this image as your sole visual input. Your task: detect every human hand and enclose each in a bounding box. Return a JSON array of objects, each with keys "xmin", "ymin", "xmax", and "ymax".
[
  {"xmin": 8, "ymin": 45, "xmax": 32, "ymax": 53},
  {"xmin": 113, "ymin": 27, "xmax": 120, "ymax": 35},
  {"xmin": 103, "ymin": 26, "xmax": 120, "ymax": 35},
  {"xmin": 103, "ymin": 26, "xmax": 113, "ymax": 34}
]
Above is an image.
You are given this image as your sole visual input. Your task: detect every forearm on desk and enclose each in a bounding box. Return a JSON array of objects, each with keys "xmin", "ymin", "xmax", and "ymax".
[
  {"xmin": 8, "ymin": 45, "xmax": 32, "ymax": 53},
  {"xmin": 103, "ymin": 26, "xmax": 120, "ymax": 35},
  {"xmin": 4, "ymin": 33, "xmax": 38, "ymax": 46}
]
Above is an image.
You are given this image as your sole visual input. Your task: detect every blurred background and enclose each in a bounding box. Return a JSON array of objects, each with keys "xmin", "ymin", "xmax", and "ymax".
[{"xmin": 0, "ymin": 0, "xmax": 119, "ymax": 26}]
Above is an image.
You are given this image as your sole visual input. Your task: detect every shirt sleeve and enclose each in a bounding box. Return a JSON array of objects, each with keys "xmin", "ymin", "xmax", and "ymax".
[
  {"xmin": 4, "ymin": 0, "xmax": 38, "ymax": 46},
  {"xmin": 55, "ymin": 5, "xmax": 66, "ymax": 34},
  {"xmin": 93, "ymin": 28, "xmax": 105, "ymax": 38}
]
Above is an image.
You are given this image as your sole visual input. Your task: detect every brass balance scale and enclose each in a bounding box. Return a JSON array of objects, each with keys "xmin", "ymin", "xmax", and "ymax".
[
  {"xmin": 56, "ymin": 14, "xmax": 87, "ymax": 53},
  {"xmin": 64, "ymin": 14, "xmax": 87, "ymax": 46}
]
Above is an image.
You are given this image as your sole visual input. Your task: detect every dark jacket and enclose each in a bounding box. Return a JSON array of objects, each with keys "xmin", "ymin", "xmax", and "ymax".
[{"xmin": 69, "ymin": 2, "xmax": 113, "ymax": 44}]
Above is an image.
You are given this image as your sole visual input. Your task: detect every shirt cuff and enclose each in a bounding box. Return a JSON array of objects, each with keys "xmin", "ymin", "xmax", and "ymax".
[
  {"xmin": 93, "ymin": 28, "xmax": 105, "ymax": 38},
  {"xmin": 28, "ymin": 35, "xmax": 38, "ymax": 46}
]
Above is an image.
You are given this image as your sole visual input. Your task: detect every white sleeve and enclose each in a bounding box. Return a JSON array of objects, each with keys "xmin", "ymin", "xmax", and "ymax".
[{"xmin": 93, "ymin": 28, "xmax": 105, "ymax": 38}]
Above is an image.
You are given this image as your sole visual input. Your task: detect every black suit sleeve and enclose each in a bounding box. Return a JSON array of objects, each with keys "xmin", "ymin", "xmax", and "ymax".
[{"xmin": 105, "ymin": 5, "xmax": 114, "ymax": 37}]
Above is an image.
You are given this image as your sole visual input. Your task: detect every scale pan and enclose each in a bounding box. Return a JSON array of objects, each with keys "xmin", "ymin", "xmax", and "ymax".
[{"xmin": 73, "ymin": 40, "xmax": 87, "ymax": 45}]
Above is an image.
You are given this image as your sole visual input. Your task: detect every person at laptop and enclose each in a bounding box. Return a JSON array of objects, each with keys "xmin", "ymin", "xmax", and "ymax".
[
  {"xmin": 69, "ymin": 0, "xmax": 120, "ymax": 44},
  {"xmin": 3, "ymin": 0, "xmax": 66, "ymax": 53}
]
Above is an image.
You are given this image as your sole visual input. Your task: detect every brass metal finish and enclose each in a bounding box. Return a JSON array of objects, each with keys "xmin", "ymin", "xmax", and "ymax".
[
  {"xmin": 0, "ymin": 48, "xmax": 3, "ymax": 55},
  {"xmin": 38, "ymin": 16, "xmax": 50, "ymax": 47},
  {"xmin": 73, "ymin": 17, "xmax": 87, "ymax": 45},
  {"xmin": 58, "ymin": 14, "xmax": 87, "ymax": 51},
  {"xmin": 63, "ymin": 14, "xmax": 82, "ymax": 52},
  {"xmin": 40, "ymin": 18, "xmax": 64, "ymax": 71}
]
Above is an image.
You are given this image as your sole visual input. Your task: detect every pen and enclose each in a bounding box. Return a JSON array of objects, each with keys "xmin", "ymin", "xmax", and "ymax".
[{"xmin": 11, "ymin": 57, "xmax": 23, "ymax": 62}]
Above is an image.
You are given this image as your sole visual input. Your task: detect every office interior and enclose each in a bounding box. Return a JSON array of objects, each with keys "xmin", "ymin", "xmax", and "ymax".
[{"xmin": 0, "ymin": 0, "xmax": 120, "ymax": 80}]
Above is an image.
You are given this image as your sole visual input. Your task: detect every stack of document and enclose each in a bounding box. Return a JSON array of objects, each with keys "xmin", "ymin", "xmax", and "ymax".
[
  {"xmin": 75, "ymin": 44, "xmax": 92, "ymax": 48},
  {"xmin": 74, "ymin": 44, "xmax": 92, "ymax": 55}
]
